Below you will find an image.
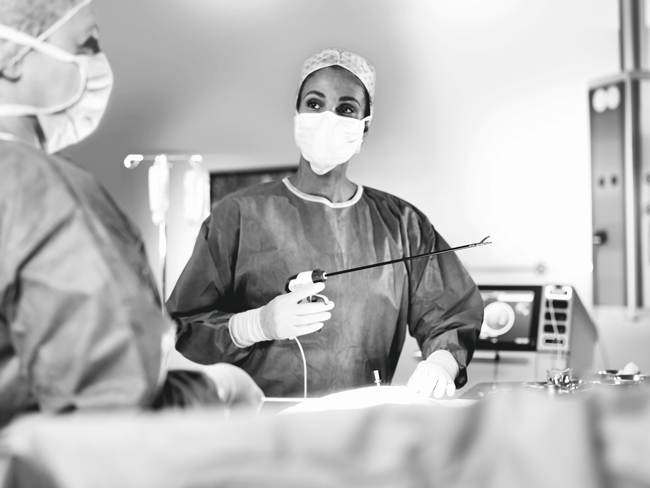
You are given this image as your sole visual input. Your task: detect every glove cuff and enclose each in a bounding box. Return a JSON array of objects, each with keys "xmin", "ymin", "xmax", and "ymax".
[
  {"xmin": 228, "ymin": 308, "xmax": 269, "ymax": 348},
  {"xmin": 425, "ymin": 350, "xmax": 459, "ymax": 380}
]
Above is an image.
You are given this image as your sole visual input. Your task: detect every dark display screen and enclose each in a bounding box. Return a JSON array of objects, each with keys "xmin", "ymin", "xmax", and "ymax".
[{"xmin": 476, "ymin": 286, "xmax": 542, "ymax": 351}]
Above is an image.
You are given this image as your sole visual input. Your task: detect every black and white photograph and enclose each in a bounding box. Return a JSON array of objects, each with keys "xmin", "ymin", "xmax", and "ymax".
[{"xmin": 1, "ymin": 1, "xmax": 649, "ymax": 486}]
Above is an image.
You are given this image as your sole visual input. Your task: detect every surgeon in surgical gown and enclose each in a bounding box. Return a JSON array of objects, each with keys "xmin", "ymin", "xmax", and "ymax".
[
  {"xmin": 167, "ymin": 48, "xmax": 484, "ymax": 399},
  {"xmin": 0, "ymin": 0, "xmax": 261, "ymax": 427}
]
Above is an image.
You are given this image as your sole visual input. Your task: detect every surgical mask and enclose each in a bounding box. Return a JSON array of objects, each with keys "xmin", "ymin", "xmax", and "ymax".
[
  {"xmin": 294, "ymin": 111, "xmax": 370, "ymax": 175},
  {"xmin": 0, "ymin": 17, "xmax": 113, "ymax": 154}
]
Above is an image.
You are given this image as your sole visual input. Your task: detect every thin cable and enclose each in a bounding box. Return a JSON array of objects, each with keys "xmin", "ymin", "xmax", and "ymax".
[{"xmin": 294, "ymin": 337, "xmax": 307, "ymax": 399}]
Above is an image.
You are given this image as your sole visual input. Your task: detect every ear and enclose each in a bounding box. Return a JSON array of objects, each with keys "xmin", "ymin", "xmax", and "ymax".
[
  {"xmin": 363, "ymin": 120, "xmax": 370, "ymax": 139},
  {"xmin": 0, "ymin": 57, "xmax": 25, "ymax": 82}
]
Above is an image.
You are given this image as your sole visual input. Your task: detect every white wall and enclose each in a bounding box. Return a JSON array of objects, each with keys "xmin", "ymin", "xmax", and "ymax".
[{"xmin": 356, "ymin": 1, "xmax": 618, "ymax": 307}]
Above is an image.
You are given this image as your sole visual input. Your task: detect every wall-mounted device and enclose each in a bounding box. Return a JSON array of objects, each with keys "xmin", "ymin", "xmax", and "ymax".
[{"xmin": 590, "ymin": 0, "xmax": 650, "ymax": 307}]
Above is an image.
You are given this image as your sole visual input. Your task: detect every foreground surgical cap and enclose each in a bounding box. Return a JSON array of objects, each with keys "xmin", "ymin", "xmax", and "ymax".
[
  {"xmin": 299, "ymin": 47, "xmax": 376, "ymax": 115},
  {"xmin": 0, "ymin": 0, "xmax": 89, "ymax": 69}
]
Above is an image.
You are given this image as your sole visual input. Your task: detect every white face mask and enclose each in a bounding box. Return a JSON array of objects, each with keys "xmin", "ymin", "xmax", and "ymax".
[
  {"xmin": 294, "ymin": 111, "xmax": 370, "ymax": 175},
  {"xmin": 0, "ymin": 16, "xmax": 113, "ymax": 154}
]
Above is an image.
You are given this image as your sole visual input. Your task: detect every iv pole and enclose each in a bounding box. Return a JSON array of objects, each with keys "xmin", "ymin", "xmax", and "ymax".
[{"xmin": 124, "ymin": 153, "xmax": 204, "ymax": 308}]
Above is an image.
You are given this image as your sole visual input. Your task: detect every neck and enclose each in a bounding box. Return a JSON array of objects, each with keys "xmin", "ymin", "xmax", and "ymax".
[
  {"xmin": 289, "ymin": 156, "xmax": 357, "ymax": 203},
  {"xmin": 0, "ymin": 116, "xmax": 42, "ymax": 148}
]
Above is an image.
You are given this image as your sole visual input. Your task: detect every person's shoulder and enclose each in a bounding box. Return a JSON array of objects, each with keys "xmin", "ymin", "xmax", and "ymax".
[
  {"xmin": 362, "ymin": 185, "xmax": 430, "ymax": 222},
  {"xmin": 0, "ymin": 142, "xmax": 67, "ymax": 201},
  {"xmin": 1, "ymin": 142, "xmax": 46, "ymax": 184},
  {"xmin": 213, "ymin": 179, "xmax": 288, "ymax": 208},
  {"xmin": 0, "ymin": 143, "xmax": 78, "ymax": 254},
  {"xmin": 362, "ymin": 185, "xmax": 406, "ymax": 205}
]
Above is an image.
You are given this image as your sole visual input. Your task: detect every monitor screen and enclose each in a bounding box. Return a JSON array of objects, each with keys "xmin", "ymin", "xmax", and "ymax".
[{"xmin": 476, "ymin": 285, "xmax": 542, "ymax": 351}]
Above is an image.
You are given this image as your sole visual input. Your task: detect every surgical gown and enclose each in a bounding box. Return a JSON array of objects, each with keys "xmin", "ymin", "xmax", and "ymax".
[
  {"xmin": 0, "ymin": 141, "xmax": 219, "ymax": 427},
  {"xmin": 167, "ymin": 178, "xmax": 483, "ymax": 398}
]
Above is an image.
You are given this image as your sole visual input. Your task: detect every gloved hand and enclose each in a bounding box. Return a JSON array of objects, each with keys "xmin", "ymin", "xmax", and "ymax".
[
  {"xmin": 259, "ymin": 282, "xmax": 334, "ymax": 340},
  {"xmin": 202, "ymin": 363, "xmax": 265, "ymax": 411},
  {"xmin": 229, "ymin": 282, "xmax": 335, "ymax": 347},
  {"xmin": 407, "ymin": 350, "xmax": 459, "ymax": 399}
]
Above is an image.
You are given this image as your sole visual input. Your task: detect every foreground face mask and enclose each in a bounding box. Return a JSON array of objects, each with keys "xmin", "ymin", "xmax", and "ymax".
[
  {"xmin": 294, "ymin": 111, "xmax": 370, "ymax": 175},
  {"xmin": 0, "ymin": 17, "xmax": 113, "ymax": 154}
]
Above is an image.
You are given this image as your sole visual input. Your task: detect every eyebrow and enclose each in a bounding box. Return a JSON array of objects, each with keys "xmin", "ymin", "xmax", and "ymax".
[
  {"xmin": 304, "ymin": 90, "xmax": 326, "ymax": 98},
  {"xmin": 338, "ymin": 96, "xmax": 361, "ymax": 106}
]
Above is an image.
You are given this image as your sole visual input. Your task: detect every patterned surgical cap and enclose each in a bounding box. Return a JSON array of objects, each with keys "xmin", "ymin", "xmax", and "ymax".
[{"xmin": 298, "ymin": 47, "xmax": 376, "ymax": 116}]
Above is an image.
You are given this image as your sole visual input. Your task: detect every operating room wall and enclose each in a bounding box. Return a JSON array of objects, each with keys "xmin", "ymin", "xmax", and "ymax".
[{"xmin": 63, "ymin": 1, "xmax": 623, "ymax": 353}]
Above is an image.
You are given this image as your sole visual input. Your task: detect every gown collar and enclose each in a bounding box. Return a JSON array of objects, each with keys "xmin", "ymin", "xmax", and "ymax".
[{"xmin": 282, "ymin": 178, "xmax": 364, "ymax": 209}]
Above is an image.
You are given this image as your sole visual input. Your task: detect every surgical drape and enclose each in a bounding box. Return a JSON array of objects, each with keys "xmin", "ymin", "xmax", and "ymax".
[{"xmin": 168, "ymin": 178, "xmax": 483, "ymax": 398}]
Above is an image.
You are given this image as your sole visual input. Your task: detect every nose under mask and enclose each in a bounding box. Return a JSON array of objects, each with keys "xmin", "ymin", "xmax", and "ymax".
[{"xmin": 294, "ymin": 111, "xmax": 370, "ymax": 175}]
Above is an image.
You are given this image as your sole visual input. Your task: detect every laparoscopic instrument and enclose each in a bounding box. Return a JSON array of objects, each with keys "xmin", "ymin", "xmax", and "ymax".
[
  {"xmin": 280, "ymin": 236, "xmax": 491, "ymax": 400},
  {"xmin": 285, "ymin": 236, "xmax": 492, "ymax": 294}
]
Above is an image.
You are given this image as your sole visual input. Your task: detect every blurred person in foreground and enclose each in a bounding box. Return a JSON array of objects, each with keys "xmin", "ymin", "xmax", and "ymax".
[{"xmin": 0, "ymin": 0, "xmax": 262, "ymax": 428}]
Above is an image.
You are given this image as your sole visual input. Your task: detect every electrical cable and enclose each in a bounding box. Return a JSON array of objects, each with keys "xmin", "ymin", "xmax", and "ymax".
[{"xmin": 293, "ymin": 337, "xmax": 308, "ymax": 399}]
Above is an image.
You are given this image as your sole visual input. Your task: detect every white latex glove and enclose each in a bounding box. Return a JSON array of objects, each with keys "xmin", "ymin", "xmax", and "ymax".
[
  {"xmin": 202, "ymin": 363, "xmax": 264, "ymax": 411},
  {"xmin": 260, "ymin": 282, "xmax": 334, "ymax": 340},
  {"xmin": 407, "ymin": 350, "xmax": 459, "ymax": 399},
  {"xmin": 229, "ymin": 282, "xmax": 335, "ymax": 347}
]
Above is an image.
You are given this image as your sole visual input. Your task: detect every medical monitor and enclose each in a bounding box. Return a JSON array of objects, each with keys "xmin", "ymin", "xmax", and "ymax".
[{"xmin": 477, "ymin": 285, "xmax": 542, "ymax": 352}]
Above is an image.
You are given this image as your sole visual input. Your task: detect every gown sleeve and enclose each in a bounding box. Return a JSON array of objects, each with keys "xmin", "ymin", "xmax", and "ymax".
[
  {"xmin": 404, "ymin": 207, "xmax": 484, "ymax": 388},
  {"xmin": 167, "ymin": 198, "xmax": 254, "ymax": 365},
  {"xmin": 0, "ymin": 153, "xmax": 161, "ymax": 425}
]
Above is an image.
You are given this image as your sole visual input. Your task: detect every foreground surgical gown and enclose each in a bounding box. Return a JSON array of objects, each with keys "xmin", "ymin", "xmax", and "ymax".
[
  {"xmin": 168, "ymin": 178, "xmax": 483, "ymax": 398},
  {"xmin": 0, "ymin": 141, "xmax": 219, "ymax": 427}
]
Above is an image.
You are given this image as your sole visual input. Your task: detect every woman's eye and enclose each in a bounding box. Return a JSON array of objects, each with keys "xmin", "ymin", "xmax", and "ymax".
[
  {"xmin": 337, "ymin": 104, "xmax": 356, "ymax": 116},
  {"xmin": 79, "ymin": 36, "xmax": 100, "ymax": 54},
  {"xmin": 306, "ymin": 99, "xmax": 322, "ymax": 110}
]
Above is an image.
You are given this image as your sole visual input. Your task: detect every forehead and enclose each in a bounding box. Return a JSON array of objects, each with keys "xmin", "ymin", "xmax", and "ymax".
[{"xmin": 300, "ymin": 66, "xmax": 366, "ymax": 99}]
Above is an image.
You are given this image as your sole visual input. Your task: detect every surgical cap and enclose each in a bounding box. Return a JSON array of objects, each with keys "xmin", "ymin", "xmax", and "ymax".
[
  {"xmin": 0, "ymin": 0, "xmax": 88, "ymax": 69},
  {"xmin": 298, "ymin": 48, "xmax": 376, "ymax": 116}
]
